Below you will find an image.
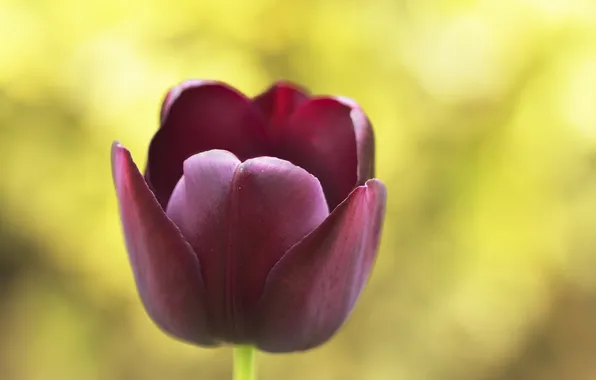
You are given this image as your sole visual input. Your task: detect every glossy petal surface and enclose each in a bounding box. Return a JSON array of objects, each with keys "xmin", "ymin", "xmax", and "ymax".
[
  {"xmin": 254, "ymin": 179, "xmax": 386, "ymax": 352},
  {"xmin": 146, "ymin": 81, "xmax": 269, "ymax": 209},
  {"xmin": 165, "ymin": 150, "xmax": 240, "ymax": 338},
  {"xmin": 166, "ymin": 151, "xmax": 329, "ymax": 342},
  {"xmin": 111, "ymin": 142, "xmax": 214, "ymax": 345},
  {"xmin": 275, "ymin": 97, "xmax": 375, "ymax": 210}
]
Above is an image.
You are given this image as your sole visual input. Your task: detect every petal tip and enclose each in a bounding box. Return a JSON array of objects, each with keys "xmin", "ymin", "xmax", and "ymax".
[
  {"xmin": 267, "ymin": 80, "xmax": 310, "ymax": 94},
  {"xmin": 334, "ymin": 95, "xmax": 361, "ymax": 109},
  {"xmin": 307, "ymin": 96, "xmax": 361, "ymax": 110},
  {"xmin": 364, "ymin": 178, "xmax": 385, "ymax": 191},
  {"xmin": 111, "ymin": 140, "xmax": 124, "ymax": 156},
  {"xmin": 240, "ymin": 156, "xmax": 325, "ymax": 196},
  {"xmin": 363, "ymin": 179, "xmax": 387, "ymax": 205},
  {"xmin": 111, "ymin": 141, "xmax": 129, "ymax": 183},
  {"xmin": 111, "ymin": 140, "xmax": 134, "ymax": 170},
  {"xmin": 160, "ymin": 79, "xmax": 243, "ymax": 124},
  {"xmin": 181, "ymin": 149, "xmax": 241, "ymax": 175}
]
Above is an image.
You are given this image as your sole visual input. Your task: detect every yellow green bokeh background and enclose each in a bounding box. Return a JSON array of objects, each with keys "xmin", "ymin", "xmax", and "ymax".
[{"xmin": 2, "ymin": 0, "xmax": 596, "ymax": 379}]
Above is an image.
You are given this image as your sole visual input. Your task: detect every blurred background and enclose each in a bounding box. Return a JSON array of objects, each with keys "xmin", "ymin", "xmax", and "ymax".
[{"xmin": 1, "ymin": 0, "xmax": 596, "ymax": 379}]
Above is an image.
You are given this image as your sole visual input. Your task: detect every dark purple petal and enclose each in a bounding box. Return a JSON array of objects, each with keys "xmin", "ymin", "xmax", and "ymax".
[
  {"xmin": 166, "ymin": 152, "xmax": 329, "ymax": 342},
  {"xmin": 252, "ymin": 81, "xmax": 309, "ymax": 136},
  {"xmin": 343, "ymin": 97, "xmax": 375, "ymax": 185},
  {"xmin": 111, "ymin": 142, "xmax": 215, "ymax": 346},
  {"xmin": 230, "ymin": 157, "xmax": 329, "ymax": 311},
  {"xmin": 275, "ymin": 97, "xmax": 375, "ymax": 210},
  {"xmin": 146, "ymin": 80, "xmax": 270, "ymax": 209},
  {"xmin": 165, "ymin": 150, "xmax": 240, "ymax": 339},
  {"xmin": 253, "ymin": 179, "xmax": 386, "ymax": 353}
]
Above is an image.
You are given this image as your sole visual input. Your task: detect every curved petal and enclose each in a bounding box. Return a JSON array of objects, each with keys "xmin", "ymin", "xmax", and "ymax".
[
  {"xmin": 111, "ymin": 142, "xmax": 215, "ymax": 346},
  {"xmin": 341, "ymin": 97, "xmax": 375, "ymax": 186},
  {"xmin": 230, "ymin": 157, "xmax": 329, "ymax": 313},
  {"xmin": 253, "ymin": 179, "xmax": 386, "ymax": 353},
  {"xmin": 165, "ymin": 150, "xmax": 240, "ymax": 340},
  {"xmin": 275, "ymin": 97, "xmax": 375, "ymax": 211},
  {"xmin": 252, "ymin": 81, "xmax": 309, "ymax": 136},
  {"xmin": 166, "ymin": 152, "xmax": 329, "ymax": 342},
  {"xmin": 146, "ymin": 80, "xmax": 270, "ymax": 209}
]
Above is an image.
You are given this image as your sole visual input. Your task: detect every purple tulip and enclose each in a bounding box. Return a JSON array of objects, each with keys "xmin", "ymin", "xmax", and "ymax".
[{"xmin": 111, "ymin": 80, "xmax": 386, "ymax": 353}]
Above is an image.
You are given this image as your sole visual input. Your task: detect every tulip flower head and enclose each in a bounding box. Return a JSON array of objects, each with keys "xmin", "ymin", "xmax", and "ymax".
[{"xmin": 112, "ymin": 80, "xmax": 386, "ymax": 353}]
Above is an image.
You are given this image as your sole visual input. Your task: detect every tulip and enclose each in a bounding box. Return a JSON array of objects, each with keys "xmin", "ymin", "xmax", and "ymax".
[{"xmin": 111, "ymin": 80, "xmax": 386, "ymax": 354}]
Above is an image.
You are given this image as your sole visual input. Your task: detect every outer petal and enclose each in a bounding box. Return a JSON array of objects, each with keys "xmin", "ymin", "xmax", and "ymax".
[
  {"xmin": 275, "ymin": 97, "xmax": 375, "ymax": 211},
  {"xmin": 111, "ymin": 142, "xmax": 215, "ymax": 346},
  {"xmin": 166, "ymin": 153, "xmax": 329, "ymax": 342},
  {"xmin": 252, "ymin": 81, "xmax": 309, "ymax": 135},
  {"xmin": 341, "ymin": 97, "xmax": 375, "ymax": 186},
  {"xmin": 146, "ymin": 80, "xmax": 269, "ymax": 209},
  {"xmin": 254, "ymin": 179, "xmax": 386, "ymax": 352}
]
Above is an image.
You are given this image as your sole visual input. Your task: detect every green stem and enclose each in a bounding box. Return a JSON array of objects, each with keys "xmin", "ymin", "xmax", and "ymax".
[{"xmin": 233, "ymin": 345, "xmax": 256, "ymax": 380}]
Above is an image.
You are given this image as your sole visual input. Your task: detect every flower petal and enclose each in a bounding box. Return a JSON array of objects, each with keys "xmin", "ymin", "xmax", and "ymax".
[
  {"xmin": 252, "ymin": 81, "xmax": 309, "ymax": 135},
  {"xmin": 253, "ymin": 179, "xmax": 386, "ymax": 352},
  {"xmin": 111, "ymin": 142, "xmax": 215, "ymax": 346},
  {"xmin": 165, "ymin": 150, "xmax": 240, "ymax": 340},
  {"xmin": 230, "ymin": 157, "xmax": 329, "ymax": 315},
  {"xmin": 166, "ymin": 153, "xmax": 329, "ymax": 342},
  {"xmin": 146, "ymin": 80, "xmax": 269, "ymax": 209},
  {"xmin": 275, "ymin": 97, "xmax": 375, "ymax": 210},
  {"xmin": 345, "ymin": 98, "xmax": 375, "ymax": 186}
]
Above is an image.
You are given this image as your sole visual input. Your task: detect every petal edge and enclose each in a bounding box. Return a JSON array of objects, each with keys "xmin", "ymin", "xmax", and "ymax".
[
  {"xmin": 253, "ymin": 81, "xmax": 310, "ymax": 134},
  {"xmin": 146, "ymin": 81, "xmax": 270, "ymax": 209},
  {"xmin": 275, "ymin": 97, "xmax": 374, "ymax": 210},
  {"xmin": 112, "ymin": 141, "xmax": 216, "ymax": 346},
  {"xmin": 254, "ymin": 179, "xmax": 387, "ymax": 352}
]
